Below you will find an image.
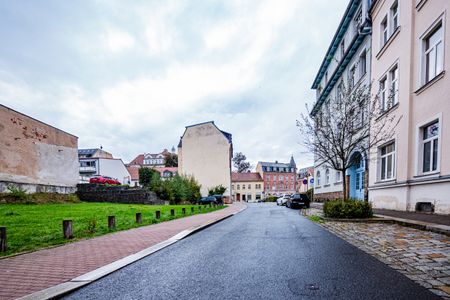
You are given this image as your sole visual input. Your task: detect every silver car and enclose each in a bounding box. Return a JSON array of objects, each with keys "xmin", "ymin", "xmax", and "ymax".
[{"xmin": 276, "ymin": 195, "xmax": 290, "ymax": 206}]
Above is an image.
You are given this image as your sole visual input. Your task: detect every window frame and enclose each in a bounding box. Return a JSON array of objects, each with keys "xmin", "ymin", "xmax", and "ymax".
[
  {"xmin": 420, "ymin": 17, "xmax": 445, "ymax": 86},
  {"xmin": 416, "ymin": 116, "xmax": 441, "ymax": 176},
  {"xmin": 379, "ymin": 141, "xmax": 396, "ymax": 181},
  {"xmin": 390, "ymin": 1, "xmax": 399, "ymax": 33},
  {"xmin": 380, "ymin": 15, "xmax": 389, "ymax": 48},
  {"xmin": 316, "ymin": 171, "xmax": 321, "ymax": 186},
  {"xmin": 325, "ymin": 169, "xmax": 330, "ymax": 185}
]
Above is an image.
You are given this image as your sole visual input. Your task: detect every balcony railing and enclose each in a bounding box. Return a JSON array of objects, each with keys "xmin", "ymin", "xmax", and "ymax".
[{"xmin": 79, "ymin": 166, "xmax": 96, "ymax": 173}]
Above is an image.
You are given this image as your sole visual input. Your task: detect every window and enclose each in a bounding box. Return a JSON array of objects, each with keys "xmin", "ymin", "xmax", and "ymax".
[
  {"xmin": 359, "ymin": 50, "xmax": 367, "ymax": 78},
  {"xmin": 379, "ymin": 76, "xmax": 387, "ymax": 110},
  {"xmin": 423, "ymin": 22, "xmax": 443, "ymax": 84},
  {"xmin": 243, "ymin": 184, "xmax": 246, "ymax": 190},
  {"xmin": 325, "ymin": 169, "xmax": 330, "ymax": 185},
  {"xmin": 248, "ymin": 184, "xmax": 251, "ymax": 189},
  {"xmin": 381, "ymin": 17, "xmax": 388, "ymax": 46},
  {"xmin": 317, "ymin": 171, "xmax": 321, "ymax": 186},
  {"xmin": 391, "ymin": 1, "xmax": 399, "ymax": 32},
  {"xmin": 354, "ymin": 8, "xmax": 363, "ymax": 32},
  {"xmin": 237, "ymin": 184, "xmax": 240, "ymax": 190},
  {"xmin": 335, "ymin": 171, "xmax": 342, "ymax": 183},
  {"xmin": 380, "ymin": 142, "xmax": 395, "ymax": 180},
  {"xmin": 340, "ymin": 39, "xmax": 345, "ymax": 60},
  {"xmin": 231, "ymin": 185, "xmax": 234, "ymax": 190},
  {"xmin": 389, "ymin": 65, "xmax": 399, "ymax": 106},
  {"xmin": 348, "ymin": 66, "xmax": 356, "ymax": 88},
  {"xmin": 280, "ymin": 175, "xmax": 284, "ymax": 180},
  {"xmin": 421, "ymin": 121, "xmax": 439, "ymax": 173},
  {"xmin": 247, "ymin": 194, "xmax": 252, "ymax": 201}
]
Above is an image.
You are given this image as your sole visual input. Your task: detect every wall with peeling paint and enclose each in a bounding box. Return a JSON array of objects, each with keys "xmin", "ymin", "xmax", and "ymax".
[{"xmin": 0, "ymin": 105, "xmax": 79, "ymax": 192}]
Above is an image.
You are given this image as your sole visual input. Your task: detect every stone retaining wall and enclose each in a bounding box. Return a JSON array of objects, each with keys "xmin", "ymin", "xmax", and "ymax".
[{"xmin": 76, "ymin": 184, "xmax": 165, "ymax": 205}]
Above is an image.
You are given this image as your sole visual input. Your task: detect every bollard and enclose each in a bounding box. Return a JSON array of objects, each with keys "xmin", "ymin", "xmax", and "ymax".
[
  {"xmin": 191, "ymin": 207, "xmax": 194, "ymax": 213},
  {"xmin": 198, "ymin": 206, "xmax": 201, "ymax": 211},
  {"xmin": 136, "ymin": 212, "xmax": 142, "ymax": 224},
  {"xmin": 0, "ymin": 227, "xmax": 6, "ymax": 252},
  {"xmin": 170, "ymin": 209, "xmax": 175, "ymax": 217},
  {"xmin": 156, "ymin": 210, "xmax": 161, "ymax": 219},
  {"xmin": 63, "ymin": 220, "xmax": 73, "ymax": 239},
  {"xmin": 108, "ymin": 216, "xmax": 116, "ymax": 229},
  {"xmin": 182, "ymin": 208, "xmax": 186, "ymax": 215}
]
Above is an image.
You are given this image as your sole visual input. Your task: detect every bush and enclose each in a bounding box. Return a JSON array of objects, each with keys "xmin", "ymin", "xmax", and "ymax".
[
  {"xmin": 7, "ymin": 185, "xmax": 29, "ymax": 201},
  {"xmin": 208, "ymin": 185, "xmax": 227, "ymax": 196},
  {"xmin": 323, "ymin": 199, "xmax": 373, "ymax": 219},
  {"xmin": 151, "ymin": 174, "xmax": 201, "ymax": 205},
  {"xmin": 264, "ymin": 195, "xmax": 278, "ymax": 202}
]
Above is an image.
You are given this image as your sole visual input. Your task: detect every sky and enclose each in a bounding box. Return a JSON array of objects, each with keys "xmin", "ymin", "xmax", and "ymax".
[{"xmin": 0, "ymin": 0, "xmax": 348, "ymax": 169}]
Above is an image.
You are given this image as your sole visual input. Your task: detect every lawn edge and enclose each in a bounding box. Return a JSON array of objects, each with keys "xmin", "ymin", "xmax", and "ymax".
[{"xmin": 17, "ymin": 204, "xmax": 247, "ymax": 300}]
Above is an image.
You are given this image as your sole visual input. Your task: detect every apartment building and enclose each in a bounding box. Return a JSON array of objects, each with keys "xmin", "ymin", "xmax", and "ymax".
[
  {"xmin": 256, "ymin": 157, "xmax": 297, "ymax": 196},
  {"xmin": 231, "ymin": 172, "xmax": 264, "ymax": 202},
  {"xmin": 368, "ymin": 0, "xmax": 450, "ymax": 214}
]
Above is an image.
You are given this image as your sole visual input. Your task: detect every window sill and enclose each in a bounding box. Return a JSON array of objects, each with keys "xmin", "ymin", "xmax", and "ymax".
[
  {"xmin": 376, "ymin": 26, "xmax": 401, "ymax": 59},
  {"xmin": 323, "ymin": 184, "xmax": 330, "ymax": 187},
  {"xmin": 376, "ymin": 102, "xmax": 399, "ymax": 121},
  {"xmin": 413, "ymin": 171, "xmax": 440, "ymax": 179},
  {"xmin": 374, "ymin": 179, "xmax": 396, "ymax": 184},
  {"xmin": 416, "ymin": 0, "xmax": 428, "ymax": 11},
  {"xmin": 334, "ymin": 181, "xmax": 342, "ymax": 185},
  {"xmin": 414, "ymin": 71, "xmax": 445, "ymax": 95}
]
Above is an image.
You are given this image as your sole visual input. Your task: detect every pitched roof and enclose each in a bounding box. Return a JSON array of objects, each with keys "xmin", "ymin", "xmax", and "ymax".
[
  {"xmin": 78, "ymin": 149, "xmax": 99, "ymax": 155},
  {"xmin": 126, "ymin": 165, "xmax": 140, "ymax": 181},
  {"xmin": 178, "ymin": 121, "xmax": 232, "ymax": 147},
  {"xmin": 129, "ymin": 154, "xmax": 144, "ymax": 165},
  {"xmin": 231, "ymin": 172, "xmax": 263, "ymax": 182},
  {"xmin": 258, "ymin": 161, "xmax": 292, "ymax": 168}
]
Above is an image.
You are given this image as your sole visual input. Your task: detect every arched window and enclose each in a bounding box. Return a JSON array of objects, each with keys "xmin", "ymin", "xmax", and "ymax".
[
  {"xmin": 317, "ymin": 171, "xmax": 321, "ymax": 186},
  {"xmin": 325, "ymin": 169, "xmax": 330, "ymax": 185}
]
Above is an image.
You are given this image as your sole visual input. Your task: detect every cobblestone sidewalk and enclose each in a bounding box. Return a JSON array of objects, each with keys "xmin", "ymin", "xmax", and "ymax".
[{"xmin": 304, "ymin": 208, "xmax": 450, "ymax": 299}]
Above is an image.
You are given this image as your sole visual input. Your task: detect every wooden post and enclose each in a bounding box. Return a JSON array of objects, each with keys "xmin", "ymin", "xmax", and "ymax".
[
  {"xmin": 170, "ymin": 209, "xmax": 175, "ymax": 217},
  {"xmin": 63, "ymin": 220, "xmax": 73, "ymax": 239},
  {"xmin": 191, "ymin": 207, "xmax": 194, "ymax": 213},
  {"xmin": 156, "ymin": 210, "xmax": 161, "ymax": 219},
  {"xmin": 136, "ymin": 213, "xmax": 142, "ymax": 224},
  {"xmin": 108, "ymin": 216, "xmax": 115, "ymax": 229},
  {"xmin": 182, "ymin": 208, "xmax": 186, "ymax": 215},
  {"xmin": 198, "ymin": 206, "xmax": 201, "ymax": 211},
  {"xmin": 0, "ymin": 227, "xmax": 6, "ymax": 252}
]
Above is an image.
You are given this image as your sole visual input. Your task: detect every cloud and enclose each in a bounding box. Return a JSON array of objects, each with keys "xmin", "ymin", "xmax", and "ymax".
[{"xmin": 102, "ymin": 27, "xmax": 135, "ymax": 53}]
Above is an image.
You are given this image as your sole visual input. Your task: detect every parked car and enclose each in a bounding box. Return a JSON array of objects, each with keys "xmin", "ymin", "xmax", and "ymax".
[
  {"xmin": 198, "ymin": 196, "xmax": 218, "ymax": 205},
  {"xmin": 211, "ymin": 194, "xmax": 224, "ymax": 204},
  {"xmin": 276, "ymin": 195, "xmax": 290, "ymax": 206},
  {"xmin": 89, "ymin": 176, "xmax": 121, "ymax": 185},
  {"xmin": 286, "ymin": 193, "xmax": 310, "ymax": 209}
]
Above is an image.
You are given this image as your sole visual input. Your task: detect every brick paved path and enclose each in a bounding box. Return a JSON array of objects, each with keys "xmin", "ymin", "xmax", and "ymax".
[
  {"xmin": 304, "ymin": 208, "xmax": 450, "ymax": 299},
  {"xmin": 0, "ymin": 204, "xmax": 244, "ymax": 300}
]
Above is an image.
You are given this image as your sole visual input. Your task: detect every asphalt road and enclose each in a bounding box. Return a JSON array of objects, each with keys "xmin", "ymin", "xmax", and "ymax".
[{"xmin": 64, "ymin": 204, "xmax": 439, "ymax": 300}]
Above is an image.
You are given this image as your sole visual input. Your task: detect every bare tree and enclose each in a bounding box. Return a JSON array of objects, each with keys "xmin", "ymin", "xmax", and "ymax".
[
  {"xmin": 232, "ymin": 152, "xmax": 252, "ymax": 173},
  {"xmin": 297, "ymin": 82, "xmax": 400, "ymax": 200}
]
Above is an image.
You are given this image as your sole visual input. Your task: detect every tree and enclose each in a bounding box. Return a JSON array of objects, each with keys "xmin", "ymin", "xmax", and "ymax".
[
  {"xmin": 232, "ymin": 152, "xmax": 251, "ymax": 173},
  {"xmin": 297, "ymin": 82, "xmax": 400, "ymax": 200},
  {"xmin": 208, "ymin": 185, "xmax": 227, "ymax": 196},
  {"xmin": 139, "ymin": 168, "xmax": 160, "ymax": 190},
  {"xmin": 164, "ymin": 152, "xmax": 178, "ymax": 167}
]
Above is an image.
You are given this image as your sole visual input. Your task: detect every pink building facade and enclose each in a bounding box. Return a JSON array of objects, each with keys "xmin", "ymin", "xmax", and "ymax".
[{"xmin": 369, "ymin": 0, "xmax": 450, "ymax": 214}]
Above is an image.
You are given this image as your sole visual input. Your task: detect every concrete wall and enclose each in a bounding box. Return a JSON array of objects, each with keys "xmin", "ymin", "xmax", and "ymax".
[
  {"xmin": 98, "ymin": 159, "xmax": 131, "ymax": 185},
  {"xmin": 178, "ymin": 122, "xmax": 232, "ymax": 197},
  {"xmin": 0, "ymin": 105, "xmax": 78, "ymax": 192}
]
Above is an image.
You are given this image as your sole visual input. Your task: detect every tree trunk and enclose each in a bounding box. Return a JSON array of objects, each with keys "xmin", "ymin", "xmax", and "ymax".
[{"xmin": 342, "ymin": 168, "xmax": 347, "ymax": 201}]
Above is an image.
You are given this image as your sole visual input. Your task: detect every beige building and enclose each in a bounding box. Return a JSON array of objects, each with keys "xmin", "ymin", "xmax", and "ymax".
[
  {"xmin": 369, "ymin": 0, "xmax": 450, "ymax": 214},
  {"xmin": 0, "ymin": 104, "xmax": 79, "ymax": 193},
  {"xmin": 178, "ymin": 121, "xmax": 232, "ymax": 201},
  {"xmin": 231, "ymin": 172, "xmax": 264, "ymax": 202}
]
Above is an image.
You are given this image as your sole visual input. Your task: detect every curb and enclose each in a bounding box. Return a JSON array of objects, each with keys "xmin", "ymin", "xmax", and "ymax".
[
  {"xmin": 373, "ymin": 214, "xmax": 450, "ymax": 237},
  {"xmin": 18, "ymin": 205, "xmax": 247, "ymax": 300}
]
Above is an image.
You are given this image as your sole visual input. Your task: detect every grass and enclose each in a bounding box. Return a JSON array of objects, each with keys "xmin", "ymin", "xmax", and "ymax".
[
  {"xmin": 0, "ymin": 202, "xmax": 225, "ymax": 257},
  {"xmin": 308, "ymin": 215, "xmax": 324, "ymax": 223}
]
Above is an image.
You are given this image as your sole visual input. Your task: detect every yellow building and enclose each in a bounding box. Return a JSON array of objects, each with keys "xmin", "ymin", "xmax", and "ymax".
[
  {"xmin": 178, "ymin": 121, "xmax": 233, "ymax": 202},
  {"xmin": 231, "ymin": 172, "xmax": 264, "ymax": 202}
]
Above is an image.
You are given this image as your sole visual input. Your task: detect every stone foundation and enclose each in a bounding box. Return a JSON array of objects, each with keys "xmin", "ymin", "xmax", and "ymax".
[
  {"xmin": 0, "ymin": 181, "xmax": 76, "ymax": 194},
  {"xmin": 76, "ymin": 184, "xmax": 165, "ymax": 205},
  {"xmin": 313, "ymin": 191, "xmax": 344, "ymax": 202}
]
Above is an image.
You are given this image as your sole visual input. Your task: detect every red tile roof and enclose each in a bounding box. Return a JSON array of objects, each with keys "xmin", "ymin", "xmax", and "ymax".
[
  {"xmin": 231, "ymin": 172, "xmax": 263, "ymax": 182},
  {"xmin": 126, "ymin": 165, "xmax": 140, "ymax": 180},
  {"xmin": 129, "ymin": 154, "xmax": 144, "ymax": 165}
]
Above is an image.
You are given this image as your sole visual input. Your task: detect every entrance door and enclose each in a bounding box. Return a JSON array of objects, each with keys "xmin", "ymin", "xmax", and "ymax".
[{"xmin": 349, "ymin": 152, "xmax": 365, "ymax": 200}]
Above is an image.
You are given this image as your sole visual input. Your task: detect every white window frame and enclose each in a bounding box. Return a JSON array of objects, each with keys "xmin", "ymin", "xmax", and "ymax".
[
  {"xmin": 380, "ymin": 15, "xmax": 389, "ymax": 48},
  {"xmin": 325, "ymin": 169, "xmax": 330, "ymax": 185},
  {"xmin": 316, "ymin": 171, "xmax": 321, "ymax": 186},
  {"xmin": 358, "ymin": 49, "xmax": 367, "ymax": 80},
  {"xmin": 420, "ymin": 17, "xmax": 445, "ymax": 86},
  {"xmin": 379, "ymin": 75, "xmax": 388, "ymax": 111},
  {"xmin": 389, "ymin": 64, "xmax": 399, "ymax": 106},
  {"xmin": 379, "ymin": 141, "xmax": 396, "ymax": 181},
  {"xmin": 335, "ymin": 171, "xmax": 342, "ymax": 183},
  {"xmin": 415, "ymin": 114, "xmax": 442, "ymax": 176},
  {"xmin": 390, "ymin": 1, "xmax": 399, "ymax": 33}
]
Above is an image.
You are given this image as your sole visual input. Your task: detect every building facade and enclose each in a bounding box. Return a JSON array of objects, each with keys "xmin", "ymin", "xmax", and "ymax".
[
  {"xmin": 297, "ymin": 166, "xmax": 314, "ymax": 193},
  {"xmin": 79, "ymin": 149, "xmax": 131, "ymax": 184},
  {"xmin": 178, "ymin": 121, "xmax": 233, "ymax": 201},
  {"xmin": 231, "ymin": 172, "xmax": 264, "ymax": 202},
  {"xmin": 0, "ymin": 104, "xmax": 79, "ymax": 193},
  {"xmin": 368, "ymin": 0, "xmax": 450, "ymax": 214},
  {"xmin": 129, "ymin": 149, "xmax": 171, "ymax": 167},
  {"xmin": 311, "ymin": 0, "xmax": 372, "ymax": 201},
  {"xmin": 256, "ymin": 157, "xmax": 297, "ymax": 196}
]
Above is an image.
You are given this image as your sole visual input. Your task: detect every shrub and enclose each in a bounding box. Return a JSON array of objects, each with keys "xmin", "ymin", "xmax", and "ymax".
[
  {"xmin": 264, "ymin": 195, "xmax": 278, "ymax": 202},
  {"xmin": 323, "ymin": 199, "xmax": 373, "ymax": 219},
  {"xmin": 7, "ymin": 185, "xmax": 29, "ymax": 201},
  {"xmin": 152, "ymin": 174, "xmax": 201, "ymax": 204},
  {"xmin": 208, "ymin": 185, "xmax": 227, "ymax": 196}
]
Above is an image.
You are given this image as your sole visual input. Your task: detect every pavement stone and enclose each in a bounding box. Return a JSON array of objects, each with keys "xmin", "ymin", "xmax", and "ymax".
[
  {"xmin": 304, "ymin": 207, "xmax": 450, "ymax": 299},
  {"xmin": 0, "ymin": 203, "xmax": 244, "ymax": 300}
]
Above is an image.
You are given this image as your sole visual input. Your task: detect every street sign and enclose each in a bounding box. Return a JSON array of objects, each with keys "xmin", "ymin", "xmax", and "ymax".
[{"xmin": 310, "ymin": 178, "xmax": 314, "ymax": 184}]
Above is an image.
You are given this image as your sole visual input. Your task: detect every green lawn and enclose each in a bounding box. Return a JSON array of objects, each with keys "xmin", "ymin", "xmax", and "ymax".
[{"xmin": 0, "ymin": 202, "xmax": 225, "ymax": 257}]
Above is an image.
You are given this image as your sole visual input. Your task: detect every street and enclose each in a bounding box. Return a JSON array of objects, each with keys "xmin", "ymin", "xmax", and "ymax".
[{"xmin": 64, "ymin": 204, "xmax": 439, "ymax": 300}]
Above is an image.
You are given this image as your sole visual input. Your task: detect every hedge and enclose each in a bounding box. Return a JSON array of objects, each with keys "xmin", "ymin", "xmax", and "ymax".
[{"xmin": 323, "ymin": 199, "xmax": 373, "ymax": 219}]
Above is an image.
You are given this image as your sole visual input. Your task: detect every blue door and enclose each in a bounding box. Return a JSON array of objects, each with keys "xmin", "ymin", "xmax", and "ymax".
[{"xmin": 349, "ymin": 153, "xmax": 365, "ymax": 200}]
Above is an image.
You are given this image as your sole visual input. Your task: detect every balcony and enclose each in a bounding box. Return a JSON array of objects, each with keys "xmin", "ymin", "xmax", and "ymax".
[{"xmin": 79, "ymin": 166, "xmax": 96, "ymax": 173}]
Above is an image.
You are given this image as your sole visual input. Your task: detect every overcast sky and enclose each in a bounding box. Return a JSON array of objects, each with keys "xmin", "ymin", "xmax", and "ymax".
[{"xmin": 0, "ymin": 0, "xmax": 347, "ymax": 169}]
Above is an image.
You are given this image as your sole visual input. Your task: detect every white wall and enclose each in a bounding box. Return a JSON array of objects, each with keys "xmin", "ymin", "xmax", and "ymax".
[{"xmin": 99, "ymin": 159, "xmax": 131, "ymax": 184}]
